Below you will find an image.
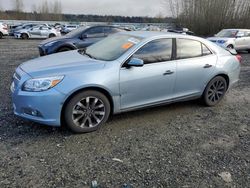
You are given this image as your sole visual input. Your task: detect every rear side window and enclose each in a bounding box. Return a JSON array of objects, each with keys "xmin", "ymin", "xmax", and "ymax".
[
  {"xmin": 177, "ymin": 39, "xmax": 202, "ymax": 59},
  {"xmin": 133, "ymin": 39, "xmax": 172, "ymax": 64},
  {"xmin": 202, "ymin": 44, "xmax": 212, "ymax": 56},
  {"xmin": 104, "ymin": 27, "xmax": 121, "ymax": 34}
]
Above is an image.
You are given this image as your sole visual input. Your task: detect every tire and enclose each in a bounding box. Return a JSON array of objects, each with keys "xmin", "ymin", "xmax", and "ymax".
[
  {"xmin": 57, "ymin": 47, "xmax": 73, "ymax": 52},
  {"xmin": 21, "ymin": 33, "xmax": 28, "ymax": 40},
  {"xmin": 227, "ymin": 44, "xmax": 234, "ymax": 49},
  {"xmin": 247, "ymin": 50, "xmax": 250, "ymax": 53},
  {"xmin": 49, "ymin": 33, "xmax": 56, "ymax": 38},
  {"xmin": 64, "ymin": 90, "xmax": 111, "ymax": 133},
  {"xmin": 0, "ymin": 32, "xmax": 3, "ymax": 39},
  {"xmin": 203, "ymin": 76, "xmax": 228, "ymax": 106}
]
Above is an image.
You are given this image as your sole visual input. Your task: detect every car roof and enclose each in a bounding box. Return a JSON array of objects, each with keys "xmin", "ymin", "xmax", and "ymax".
[
  {"xmin": 120, "ymin": 31, "xmax": 198, "ymax": 40},
  {"xmin": 119, "ymin": 31, "xmax": 228, "ymax": 55}
]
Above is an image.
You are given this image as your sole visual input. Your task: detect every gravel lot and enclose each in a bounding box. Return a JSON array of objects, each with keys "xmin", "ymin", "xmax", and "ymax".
[{"xmin": 0, "ymin": 37, "xmax": 249, "ymax": 188}]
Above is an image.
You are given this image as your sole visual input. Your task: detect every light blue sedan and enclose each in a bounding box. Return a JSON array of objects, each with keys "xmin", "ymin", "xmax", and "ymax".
[{"xmin": 11, "ymin": 32, "xmax": 241, "ymax": 133}]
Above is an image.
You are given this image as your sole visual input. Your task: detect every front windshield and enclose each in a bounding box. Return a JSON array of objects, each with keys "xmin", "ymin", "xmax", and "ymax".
[
  {"xmin": 216, "ymin": 29, "xmax": 238, "ymax": 38},
  {"xmin": 65, "ymin": 26, "xmax": 88, "ymax": 37},
  {"xmin": 85, "ymin": 34, "xmax": 142, "ymax": 61}
]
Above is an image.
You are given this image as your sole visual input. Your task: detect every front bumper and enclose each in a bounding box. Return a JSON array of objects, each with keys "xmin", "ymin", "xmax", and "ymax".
[
  {"xmin": 38, "ymin": 46, "xmax": 47, "ymax": 56},
  {"xmin": 11, "ymin": 68, "xmax": 66, "ymax": 127},
  {"xmin": 14, "ymin": 33, "xmax": 21, "ymax": 38}
]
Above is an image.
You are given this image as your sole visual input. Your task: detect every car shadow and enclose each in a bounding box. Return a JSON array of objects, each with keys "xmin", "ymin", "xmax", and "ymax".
[{"xmin": 1, "ymin": 99, "xmax": 204, "ymax": 141}]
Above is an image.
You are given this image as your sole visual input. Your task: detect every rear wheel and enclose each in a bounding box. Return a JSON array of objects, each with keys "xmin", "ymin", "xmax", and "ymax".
[
  {"xmin": 203, "ymin": 76, "xmax": 227, "ymax": 106},
  {"xmin": 64, "ymin": 90, "xmax": 111, "ymax": 133},
  {"xmin": 0, "ymin": 32, "xmax": 3, "ymax": 39},
  {"xmin": 21, "ymin": 33, "xmax": 28, "ymax": 40}
]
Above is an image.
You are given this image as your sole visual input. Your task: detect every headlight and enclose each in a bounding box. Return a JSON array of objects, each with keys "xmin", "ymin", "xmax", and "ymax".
[
  {"xmin": 44, "ymin": 41, "xmax": 57, "ymax": 47},
  {"xmin": 22, "ymin": 76, "xmax": 64, "ymax": 92}
]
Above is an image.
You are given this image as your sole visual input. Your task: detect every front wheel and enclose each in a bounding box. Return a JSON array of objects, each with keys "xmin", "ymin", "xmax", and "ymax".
[
  {"xmin": 227, "ymin": 45, "xmax": 234, "ymax": 49},
  {"xmin": 49, "ymin": 33, "xmax": 56, "ymax": 38},
  {"xmin": 64, "ymin": 90, "xmax": 111, "ymax": 133},
  {"xmin": 203, "ymin": 76, "xmax": 228, "ymax": 106},
  {"xmin": 57, "ymin": 47, "xmax": 73, "ymax": 53},
  {"xmin": 21, "ymin": 33, "xmax": 28, "ymax": 40}
]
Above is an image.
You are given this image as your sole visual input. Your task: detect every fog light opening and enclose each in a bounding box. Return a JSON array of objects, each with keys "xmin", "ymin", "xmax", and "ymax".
[{"xmin": 23, "ymin": 108, "xmax": 42, "ymax": 117}]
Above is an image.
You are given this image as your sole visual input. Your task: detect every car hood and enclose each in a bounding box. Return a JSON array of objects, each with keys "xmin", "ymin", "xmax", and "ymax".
[
  {"xmin": 39, "ymin": 36, "xmax": 69, "ymax": 45},
  {"xmin": 20, "ymin": 50, "xmax": 106, "ymax": 77}
]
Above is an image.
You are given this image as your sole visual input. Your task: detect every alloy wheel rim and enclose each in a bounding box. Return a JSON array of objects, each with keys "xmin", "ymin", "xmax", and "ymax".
[
  {"xmin": 72, "ymin": 96, "xmax": 105, "ymax": 128},
  {"xmin": 207, "ymin": 80, "xmax": 225, "ymax": 103}
]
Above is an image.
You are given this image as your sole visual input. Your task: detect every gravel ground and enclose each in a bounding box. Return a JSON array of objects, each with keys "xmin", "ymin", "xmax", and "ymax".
[{"xmin": 0, "ymin": 37, "xmax": 249, "ymax": 188}]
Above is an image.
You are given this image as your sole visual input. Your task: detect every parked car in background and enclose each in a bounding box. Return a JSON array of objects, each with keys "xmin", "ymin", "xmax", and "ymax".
[
  {"xmin": 207, "ymin": 29, "xmax": 250, "ymax": 52},
  {"xmin": 11, "ymin": 32, "xmax": 241, "ymax": 133},
  {"xmin": 61, "ymin": 25, "xmax": 79, "ymax": 34},
  {"xmin": 14, "ymin": 25, "xmax": 61, "ymax": 39},
  {"xmin": 9, "ymin": 23, "xmax": 38, "ymax": 36},
  {"xmin": 38, "ymin": 25, "xmax": 128, "ymax": 56},
  {"xmin": 141, "ymin": 25, "xmax": 161, "ymax": 31},
  {"xmin": 0, "ymin": 23, "xmax": 9, "ymax": 39}
]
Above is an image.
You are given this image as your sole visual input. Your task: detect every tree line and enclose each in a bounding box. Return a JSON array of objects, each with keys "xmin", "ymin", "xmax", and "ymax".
[
  {"xmin": 0, "ymin": 0, "xmax": 172, "ymax": 24},
  {"xmin": 165, "ymin": 0, "xmax": 250, "ymax": 36}
]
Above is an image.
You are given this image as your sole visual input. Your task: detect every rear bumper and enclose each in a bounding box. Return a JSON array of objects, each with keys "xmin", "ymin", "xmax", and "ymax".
[{"xmin": 1, "ymin": 30, "xmax": 9, "ymax": 35}]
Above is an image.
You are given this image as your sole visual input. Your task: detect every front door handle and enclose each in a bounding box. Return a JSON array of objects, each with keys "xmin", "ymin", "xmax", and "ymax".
[
  {"xmin": 163, "ymin": 70, "xmax": 174, "ymax": 75},
  {"xmin": 203, "ymin": 64, "xmax": 213, "ymax": 68}
]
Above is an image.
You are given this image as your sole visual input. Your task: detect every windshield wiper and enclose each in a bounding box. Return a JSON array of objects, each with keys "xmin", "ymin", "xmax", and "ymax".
[{"xmin": 79, "ymin": 49, "xmax": 96, "ymax": 59}]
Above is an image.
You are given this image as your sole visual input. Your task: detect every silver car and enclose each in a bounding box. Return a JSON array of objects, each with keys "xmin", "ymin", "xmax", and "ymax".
[
  {"xmin": 208, "ymin": 29, "xmax": 250, "ymax": 52},
  {"xmin": 14, "ymin": 25, "xmax": 61, "ymax": 39},
  {"xmin": 11, "ymin": 32, "xmax": 241, "ymax": 133}
]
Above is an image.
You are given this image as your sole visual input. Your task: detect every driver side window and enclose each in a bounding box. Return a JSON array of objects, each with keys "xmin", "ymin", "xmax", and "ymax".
[
  {"xmin": 133, "ymin": 39, "xmax": 173, "ymax": 64},
  {"xmin": 86, "ymin": 27, "xmax": 104, "ymax": 35}
]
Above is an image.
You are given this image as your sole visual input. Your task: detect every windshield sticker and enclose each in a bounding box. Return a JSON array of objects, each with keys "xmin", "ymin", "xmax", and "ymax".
[
  {"xmin": 128, "ymin": 38, "xmax": 140, "ymax": 44},
  {"xmin": 122, "ymin": 42, "xmax": 134, "ymax": 49}
]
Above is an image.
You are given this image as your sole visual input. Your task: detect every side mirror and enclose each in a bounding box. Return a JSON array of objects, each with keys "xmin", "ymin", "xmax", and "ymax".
[{"xmin": 127, "ymin": 58, "xmax": 144, "ymax": 67}]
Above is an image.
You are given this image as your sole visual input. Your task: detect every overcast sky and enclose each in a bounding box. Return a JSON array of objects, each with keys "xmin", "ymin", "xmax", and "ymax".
[{"xmin": 0, "ymin": 0, "xmax": 168, "ymax": 17}]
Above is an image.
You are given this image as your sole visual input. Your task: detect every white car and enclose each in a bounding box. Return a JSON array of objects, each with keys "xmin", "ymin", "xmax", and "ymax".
[
  {"xmin": 0, "ymin": 23, "xmax": 9, "ymax": 39},
  {"xmin": 207, "ymin": 29, "xmax": 250, "ymax": 52},
  {"xmin": 14, "ymin": 25, "xmax": 61, "ymax": 39},
  {"xmin": 61, "ymin": 25, "xmax": 79, "ymax": 34}
]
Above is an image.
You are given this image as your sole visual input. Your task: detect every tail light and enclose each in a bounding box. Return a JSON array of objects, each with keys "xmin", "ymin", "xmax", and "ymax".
[{"xmin": 236, "ymin": 55, "xmax": 242, "ymax": 64}]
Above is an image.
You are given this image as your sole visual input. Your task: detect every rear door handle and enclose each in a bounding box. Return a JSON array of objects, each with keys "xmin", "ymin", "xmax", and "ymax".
[
  {"xmin": 203, "ymin": 64, "xmax": 213, "ymax": 68},
  {"xmin": 163, "ymin": 70, "xmax": 174, "ymax": 75}
]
